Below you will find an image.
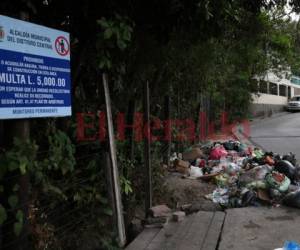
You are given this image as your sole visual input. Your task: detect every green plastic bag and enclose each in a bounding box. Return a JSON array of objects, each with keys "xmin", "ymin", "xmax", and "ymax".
[
  {"xmin": 265, "ymin": 171, "xmax": 290, "ymax": 193},
  {"xmin": 253, "ymin": 148, "xmax": 264, "ymax": 159}
]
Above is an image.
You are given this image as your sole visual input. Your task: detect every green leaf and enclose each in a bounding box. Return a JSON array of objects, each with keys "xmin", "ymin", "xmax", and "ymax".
[
  {"xmin": 74, "ymin": 193, "xmax": 81, "ymax": 201},
  {"xmin": 124, "ymin": 184, "xmax": 133, "ymax": 195},
  {"xmin": 8, "ymin": 195, "xmax": 18, "ymax": 209},
  {"xmin": 14, "ymin": 221, "xmax": 23, "ymax": 236},
  {"xmin": 97, "ymin": 19, "xmax": 109, "ymax": 28},
  {"xmin": 19, "ymin": 156, "xmax": 28, "ymax": 175},
  {"xmin": 0, "ymin": 205, "xmax": 7, "ymax": 225},
  {"xmin": 16, "ymin": 210, "xmax": 23, "ymax": 222},
  {"xmin": 123, "ymin": 29, "xmax": 131, "ymax": 41},
  {"xmin": 97, "ymin": 195, "xmax": 108, "ymax": 204},
  {"xmin": 61, "ymin": 166, "xmax": 68, "ymax": 175},
  {"xmin": 46, "ymin": 184, "xmax": 67, "ymax": 200},
  {"xmin": 19, "ymin": 162, "xmax": 26, "ymax": 175},
  {"xmin": 8, "ymin": 161, "xmax": 19, "ymax": 171},
  {"xmin": 104, "ymin": 29, "xmax": 113, "ymax": 39},
  {"xmin": 34, "ymin": 171, "xmax": 43, "ymax": 183},
  {"xmin": 117, "ymin": 40, "xmax": 127, "ymax": 50},
  {"xmin": 12, "ymin": 184, "xmax": 19, "ymax": 192},
  {"xmin": 102, "ymin": 207, "xmax": 113, "ymax": 216}
]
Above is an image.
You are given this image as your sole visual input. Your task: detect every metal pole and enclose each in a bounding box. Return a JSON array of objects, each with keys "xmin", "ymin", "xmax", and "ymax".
[{"xmin": 102, "ymin": 73, "xmax": 126, "ymax": 247}]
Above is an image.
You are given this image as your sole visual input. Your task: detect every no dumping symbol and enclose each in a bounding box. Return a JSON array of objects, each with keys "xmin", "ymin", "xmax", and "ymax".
[{"xmin": 55, "ymin": 36, "xmax": 70, "ymax": 56}]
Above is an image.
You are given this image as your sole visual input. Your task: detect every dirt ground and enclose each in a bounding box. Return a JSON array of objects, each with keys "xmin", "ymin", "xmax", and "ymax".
[{"xmin": 161, "ymin": 172, "xmax": 222, "ymax": 211}]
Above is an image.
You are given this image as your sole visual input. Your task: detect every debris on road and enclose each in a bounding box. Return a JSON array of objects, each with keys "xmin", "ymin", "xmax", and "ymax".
[
  {"xmin": 274, "ymin": 240, "xmax": 300, "ymax": 250},
  {"xmin": 148, "ymin": 204, "xmax": 172, "ymax": 218},
  {"xmin": 174, "ymin": 159, "xmax": 190, "ymax": 174},
  {"xmin": 169, "ymin": 139, "xmax": 300, "ymax": 209},
  {"xmin": 172, "ymin": 211, "xmax": 186, "ymax": 222},
  {"xmin": 182, "ymin": 147, "xmax": 204, "ymax": 161}
]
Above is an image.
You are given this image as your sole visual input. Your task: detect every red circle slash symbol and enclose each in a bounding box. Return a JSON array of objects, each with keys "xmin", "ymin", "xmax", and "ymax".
[{"xmin": 55, "ymin": 36, "xmax": 70, "ymax": 56}]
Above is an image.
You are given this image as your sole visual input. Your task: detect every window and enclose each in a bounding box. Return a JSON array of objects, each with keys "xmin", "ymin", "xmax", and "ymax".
[
  {"xmin": 269, "ymin": 82, "xmax": 278, "ymax": 95},
  {"xmin": 279, "ymin": 85, "xmax": 286, "ymax": 97},
  {"xmin": 259, "ymin": 80, "xmax": 268, "ymax": 94}
]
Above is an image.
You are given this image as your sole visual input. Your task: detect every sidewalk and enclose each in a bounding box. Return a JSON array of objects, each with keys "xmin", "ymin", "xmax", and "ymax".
[
  {"xmin": 219, "ymin": 206, "xmax": 300, "ymax": 250},
  {"xmin": 126, "ymin": 211, "xmax": 225, "ymax": 250}
]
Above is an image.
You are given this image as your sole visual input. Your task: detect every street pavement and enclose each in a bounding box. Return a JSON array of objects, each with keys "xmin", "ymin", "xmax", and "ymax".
[
  {"xmin": 219, "ymin": 206, "xmax": 300, "ymax": 250},
  {"xmin": 250, "ymin": 112, "xmax": 300, "ymax": 161}
]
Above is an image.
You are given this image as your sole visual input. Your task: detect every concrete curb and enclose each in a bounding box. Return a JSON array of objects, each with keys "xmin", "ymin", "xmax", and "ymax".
[
  {"xmin": 231, "ymin": 125, "xmax": 267, "ymax": 152},
  {"xmin": 250, "ymin": 111, "xmax": 290, "ymax": 127}
]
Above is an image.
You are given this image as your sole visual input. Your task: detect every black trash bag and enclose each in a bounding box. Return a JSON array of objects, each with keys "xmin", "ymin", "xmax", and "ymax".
[
  {"xmin": 223, "ymin": 141, "xmax": 236, "ymax": 151},
  {"xmin": 283, "ymin": 190, "xmax": 300, "ymax": 208},
  {"xmin": 274, "ymin": 160, "xmax": 296, "ymax": 181},
  {"xmin": 251, "ymin": 157, "xmax": 265, "ymax": 165},
  {"xmin": 269, "ymin": 188, "xmax": 282, "ymax": 200},
  {"xmin": 282, "ymin": 153, "xmax": 297, "ymax": 166},
  {"xmin": 241, "ymin": 191, "xmax": 258, "ymax": 207},
  {"xmin": 273, "ymin": 154, "xmax": 282, "ymax": 162},
  {"xmin": 228, "ymin": 197, "xmax": 242, "ymax": 208},
  {"xmin": 264, "ymin": 152, "xmax": 274, "ymax": 157}
]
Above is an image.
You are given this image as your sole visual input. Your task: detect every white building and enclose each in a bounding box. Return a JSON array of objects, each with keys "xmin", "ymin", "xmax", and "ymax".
[{"xmin": 250, "ymin": 71, "xmax": 300, "ymax": 116}]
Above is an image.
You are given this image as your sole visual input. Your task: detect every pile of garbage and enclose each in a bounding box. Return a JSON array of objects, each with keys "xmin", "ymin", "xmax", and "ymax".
[{"xmin": 171, "ymin": 140, "xmax": 300, "ymax": 209}]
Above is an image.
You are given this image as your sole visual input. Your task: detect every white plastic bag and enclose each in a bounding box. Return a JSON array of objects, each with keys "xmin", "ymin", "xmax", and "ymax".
[{"xmin": 189, "ymin": 166, "xmax": 203, "ymax": 178}]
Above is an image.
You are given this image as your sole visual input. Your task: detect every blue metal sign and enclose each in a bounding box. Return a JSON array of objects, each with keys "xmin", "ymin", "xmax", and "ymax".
[{"xmin": 0, "ymin": 15, "xmax": 71, "ymax": 119}]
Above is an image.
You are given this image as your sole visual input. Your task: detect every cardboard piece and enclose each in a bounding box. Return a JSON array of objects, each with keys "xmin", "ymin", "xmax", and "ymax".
[
  {"xmin": 172, "ymin": 211, "xmax": 186, "ymax": 222},
  {"xmin": 182, "ymin": 148, "xmax": 204, "ymax": 161},
  {"xmin": 175, "ymin": 159, "xmax": 190, "ymax": 174},
  {"xmin": 149, "ymin": 205, "xmax": 172, "ymax": 218}
]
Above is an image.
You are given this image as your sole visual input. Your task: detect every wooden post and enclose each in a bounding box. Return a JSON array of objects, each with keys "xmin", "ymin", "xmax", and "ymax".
[
  {"xmin": 163, "ymin": 95, "xmax": 171, "ymax": 166},
  {"xmin": 194, "ymin": 102, "xmax": 201, "ymax": 144},
  {"xmin": 126, "ymin": 99, "xmax": 136, "ymax": 162},
  {"xmin": 3, "ymin": 120, "xmax": 30, "ymax": 250},
  {"xmin": 15, "ymin": 120, "xmax": 30, "ymax": 250},
  {"xmin": 102, "ymin": 73, "xmax": 126, "ymax": 247},
  {"xmin": 2, "ymin": 11, "xmax": 31, "ymax": 250},
  {"xmin": 104, "ymin": 151, "xmax": 117, "ymax": 231},
  {"xmin": 207, "ymin": 95, "xmax": 211, "ymax": 138},
  {"xmin": 143, "ymin": 81, "xmax": 152, "ymax": 216}
]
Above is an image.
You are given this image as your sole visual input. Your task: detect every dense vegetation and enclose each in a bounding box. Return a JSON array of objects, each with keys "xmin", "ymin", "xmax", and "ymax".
[{"xmin": 0, "ymin": 0, "xmax": 300, "ymax": 249}]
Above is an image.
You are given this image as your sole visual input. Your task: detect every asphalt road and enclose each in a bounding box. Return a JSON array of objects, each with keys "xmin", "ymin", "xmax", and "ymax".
[{"xmin": 250, "ymin": 112, "xmax": 300, "ymax": 161}]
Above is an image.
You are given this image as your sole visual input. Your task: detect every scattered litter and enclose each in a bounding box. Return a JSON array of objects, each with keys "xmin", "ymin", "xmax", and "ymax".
[
  {"xmin": 283, "ymin": 241, "xmax": 300, "ymax": 250},
  {"xmin": 274, "ymin": 160, "xmax": 296, "ymax": 182},
  {"xmin": 209, "ymin": 145, "xmax": 228, "ymax": 160},
  {"xmin": 172, "ymin": 211, "xmax": 186, "ymax": 222},
  {"xmin": 265, "ymin": 171, "xmax": 290, "ymax": 193},
  {"xmin": 174, "ymin": 159, "xmax": 190, "ymax": 174},
  {"xmin": 283, "ymin": 190, "xmax": 300, "ymax": 208},
  {"xmin": 148, "ymin": 205, "xmax": 172, "ymax": 218},
  {"xmin": 182, "ymin": 147, "xmax": 204, "ymax": 161},
  {"xmin": 205, "ymin": 188, "xmax": 229, "ymax": 205},
  {"xmin": 253, "ymin": 148, "xmax": 264, "ymax": 159},
  {"xmin": 189, "ymin": 166, "xmax": 203, "ymax": 179}
]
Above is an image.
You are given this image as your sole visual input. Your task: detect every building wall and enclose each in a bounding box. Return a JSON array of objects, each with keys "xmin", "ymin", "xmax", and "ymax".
[
  {"xmin": 250, "ymin": 103, "xmax": 285, "ymax": 117},
  {"xmin": 252, "ymin": 93, "xmax": 288, "ymax": 105},
  {"xmin": 294, "ymin": 88, "xmax": 300, "ymax": 96}
]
